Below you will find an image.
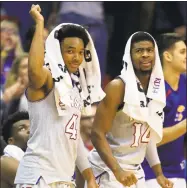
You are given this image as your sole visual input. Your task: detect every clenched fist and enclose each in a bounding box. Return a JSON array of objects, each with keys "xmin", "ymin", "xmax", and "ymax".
[
  {"xmin": 157, "ymin": 174, "xmax": 174, "ymax": 188},
  {"xmin": 29, "ymin": 4, "xmax": 44, "ymax": 24},
  {"xmin": 114, "ymin": 168, "xmax": 138, "ymax": 187}
]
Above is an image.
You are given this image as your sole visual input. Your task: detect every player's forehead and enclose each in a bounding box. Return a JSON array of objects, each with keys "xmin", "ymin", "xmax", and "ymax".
[
  {"xmin": 173, "ymin": 41, "xmax": 186, "ymax": 51},
  {"xmin": 62, "ymin": 37, "xmax": 84, "ymax": 49},
  {"xmin": 131, "ymin": 40, "xmax": 154, "ymax": 50},
  {"xmin": 13, "ymin": 120, "xmax": 30, "ymax": 130}
]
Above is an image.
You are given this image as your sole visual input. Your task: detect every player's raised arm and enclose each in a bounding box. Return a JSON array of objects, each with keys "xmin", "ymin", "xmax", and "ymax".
[
  {"xmin": 28, "ymin": 4, "xmax": 52, "ymax": 89},
  {"xmin": 91, "ymin": 78, "xmax": 137, "ymax": 187}
]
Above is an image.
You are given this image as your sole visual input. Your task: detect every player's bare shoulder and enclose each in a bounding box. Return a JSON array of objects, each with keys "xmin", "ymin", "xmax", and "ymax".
[
  {"xmin": 27, "ymin": 68, "xmax": 53, "ymax": 102},
  {"xmin": 103, "ymin": 77, "xmax": 125, "ymax": 108}
]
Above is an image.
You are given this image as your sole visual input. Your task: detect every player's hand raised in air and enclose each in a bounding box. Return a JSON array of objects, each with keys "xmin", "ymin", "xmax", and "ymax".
[
  {"xmin": 29, "ymin": 4, "xmax": 44, "ymax": 24},
  {"xmin": 114, "ymin": 168, "xmax": 138, "ymax": 187}
]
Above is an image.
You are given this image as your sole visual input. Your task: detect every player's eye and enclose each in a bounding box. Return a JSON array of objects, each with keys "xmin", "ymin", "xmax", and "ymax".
[
  {"xmin": 68, "ymin": 50, "xmax": 73, "ymax": 54},
  {"xmin": 80, "ymin": 51, "xmax": 84, "ymax": 55},
  {"xmin": 19, "ymin": 127, "xmax": 26, "ymax": 131},
  {"xmin": 147, "ymin": 48, "xmax": 154, "ymax": 53},
  {"xmin": 136, "ymin": 49, "xmax": 143, "ymax": 53}
]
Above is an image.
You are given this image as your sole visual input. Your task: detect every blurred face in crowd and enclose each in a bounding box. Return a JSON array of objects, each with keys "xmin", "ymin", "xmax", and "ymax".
[
  {"xmin": 0, "ymin": 20, "xmax": 19, "ymax": 51},
  {"xmin": 61, "ymin": 37, "xmax": 85, "ymax": 73},
  {"xmin": 165, "ymin": 41, "xmax": 186, "ymax": 73},
  {"xmin": 131, "ymin": 41, "xmax": 155, "ymax": 75},
  {"xmin": 18, "ymin": 57, "xmax": 29, "ymax": 85},
  {"xmin": 80, "ymin": 105, "xmax": 97, "ymax": 138},
  {"xmin": 8, "ymin": 120, "xmax": 30, "ymax": 151}
]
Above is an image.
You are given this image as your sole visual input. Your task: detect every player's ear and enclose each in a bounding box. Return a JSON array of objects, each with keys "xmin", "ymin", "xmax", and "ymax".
[
  {"xmin": 163, "ymin": 51, "xmax": 172, "ymax": 62},
  {"xmin": 8, "ymin": 137, "xmax": 15, "ymax": 144}
]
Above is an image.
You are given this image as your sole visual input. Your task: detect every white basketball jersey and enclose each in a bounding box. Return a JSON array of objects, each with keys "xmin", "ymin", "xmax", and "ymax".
[
  {"xmin": 15, "ymin": 86, "xmax": 83, "ymax": 184},
  {"xmin": 89, "ymin": 109, "xmax": 151, "ymax": 171}
]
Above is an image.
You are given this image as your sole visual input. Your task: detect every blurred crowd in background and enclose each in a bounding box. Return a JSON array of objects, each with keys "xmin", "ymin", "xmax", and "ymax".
[{"xmin": 0, "ymin": 0, "xmax": 186, "ymax": 170}]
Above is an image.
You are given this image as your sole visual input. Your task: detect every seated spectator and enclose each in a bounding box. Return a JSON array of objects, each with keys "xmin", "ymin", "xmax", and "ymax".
[
  {"xmin": 1, "ymin": 111, "xmax": 30, "ymax": 188},
  {"xmin": 2, "ymin": 53, "xmax": 29, "ymax": 123},
  {"xmin": 2, "ymin": 111, "xmax": 30, "ymax": 156},
  {"xmin": 1, "ymin": 17, "xmax": 24, "ymax": 87}
]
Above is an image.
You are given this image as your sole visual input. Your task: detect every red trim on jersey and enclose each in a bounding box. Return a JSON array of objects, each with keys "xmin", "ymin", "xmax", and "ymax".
[
  {"xmin": 166, "ymin": 89, "xmax": 172, "ymax": 98},
  {"xmin": 131, "ymin": 123, "xmax": 150, "ymax": 147},
  {"xmin": 141, "ymin": 127, "xmax": 151, "ymax": 143},
  {"xmin": 131, "ymin": 123, "xmax": 142, "ymax": 147},
  {"xmin": 65, "ymin": 114, "xmax": 78, "ymax": 140}
]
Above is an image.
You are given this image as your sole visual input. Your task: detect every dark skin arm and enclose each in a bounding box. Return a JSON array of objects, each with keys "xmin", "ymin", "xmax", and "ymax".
[
  {"xmin": 75, "ymin": 167, "xmax": 85, "ymax": 188},
  {"xmin": 152, "ymin": 164, "xmax": 173, "ymax": 188},
  {"xmin": 91, "ymin": 78, "xmax": 124, "ymax": 172},
  {"xmin": 0, "ymin": 156, "xmax": 19, "ymax": 186},
  {"xmin": 76, "ymin": 167, "xmax": 98, "ymax": 188},
  {"xmin": 27, "ymin": 4, "xmax": 53, "ymax": 101},
  {"xmin": 82, "ymin": 168, "xmax": 98, "ymax": 188},
  {"xmin": 91, "ymin": 78, "xmax": 137, "ymax": 187}
]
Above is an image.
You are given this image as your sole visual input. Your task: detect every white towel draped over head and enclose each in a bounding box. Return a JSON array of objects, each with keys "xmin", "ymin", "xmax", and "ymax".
[
  {"xmin": 120, "ymin": 31, "xmax": 166, "ymax": 143},
  {"xmin": 44, "ymin": 23, "xmax": 105, "ymax": 116}
]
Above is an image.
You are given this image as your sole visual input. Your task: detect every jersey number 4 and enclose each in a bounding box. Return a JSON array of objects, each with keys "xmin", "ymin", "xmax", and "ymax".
[
  {"xmin": 65, "ymin": 114, "xmax": 78, "ymax": 140},
  {"xmin": 131, "ymin": 123, "xmax": 150, "ymax": 147}
]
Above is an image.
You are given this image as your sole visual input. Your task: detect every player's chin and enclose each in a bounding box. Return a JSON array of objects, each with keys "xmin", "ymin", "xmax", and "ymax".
[
  {"xmin": 140, "ymin": 64, "xmax": 152, "ymax": 70},
  {"xmin": 142, "ymin": 67, "xmax": 152, "ymax": 71},
  {"xmin": 182, "ymin": 66, "xmax": 186, "ymax": 73},
  {"xmin": 182, "ymin": 69, "xmax": 186, "ymax": 73},
  {"xmin": 69, "ymin": 67, "xmax": 79, "ymax": 74},
  {"xmin": 177, "ymin": 66, "xmax": 186, "ymax": 74},
  {"xmin": 140, "ymin": 67, "xmax": 152, "ymax": 74},
  {"xmin": 72, "ymin": 69, "xmax": 79, "ymax": 73}
]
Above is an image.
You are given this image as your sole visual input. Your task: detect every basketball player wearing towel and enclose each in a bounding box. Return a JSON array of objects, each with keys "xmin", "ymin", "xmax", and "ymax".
[
  {"xmin": 88, "ymin": 32, "xmax": 174, "ymax": 188},
  {"xmin": 143, "ymin": 34, "xmax": 186, "ymax": 187},
  {"xmin": 15, "ymin": 4, "xmax": 99, "ymax": 188}
]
